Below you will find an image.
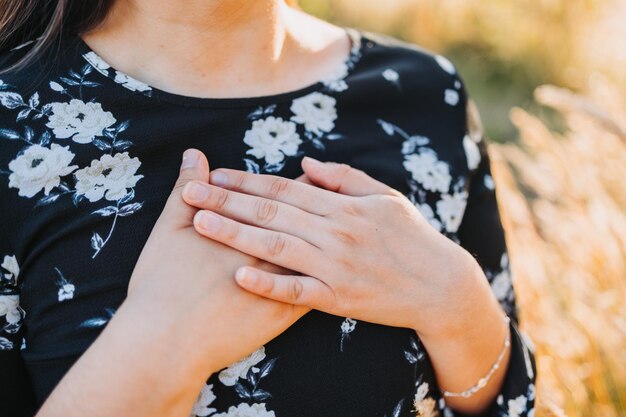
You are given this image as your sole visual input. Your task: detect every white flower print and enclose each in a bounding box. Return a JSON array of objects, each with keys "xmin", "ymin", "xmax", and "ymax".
[
  {"xmin": 444, "ymin": 89, "xmax": 459, "ymax": 106},
  {"xmin": 46, "ymin": 99, "xmax": 116, "ymax": 144},
  {"xmin": 243, "ymin": 117, "xmax": 302, "ymax": 165},
  {"xmin": 436, "ymin": 191, "xmax": 468, "ymax": 233},
  {"xmin": 212, "ymin": 403, "xmax": 275, "ymax": 417},
  {"xmin": 403, "ymin": 148, "xmax": 452, "ymax": 194},
  {"xmin": 74, "ymin": 152, "xmax": 143, "ymax": 202},
  {"xmin": 340, "ymin": 317, "xmax": 357, "ymax": 352},
  {"xmin": 0, "ymin": 295, "xmax": 22, "ymax": 325},
  {"xmin": 417, "ymin": 203, "xmax": 443, "ymax": 232},
  {"xmin": 320, "ymin": 63, "xmax": 349, "ymax": 92},
  {"xmin": 435, "ymin": 55, "xmax": 456, "ymax": 75},
  {"xmin": 491, "ymin": 252, "xmax": 513, "ymax": 303},
  {"xmin": 218, "ymin": 346, "xmax": 266, "ymax": 387},
  {"xmin": 83, "ymin": 51, "xmax": 111, "ymax": 73},
  {"xmin": 8, "ymin": 144, "xmax": 78, "ymax": 198},
  {"xmin": 114, "ymin": 72, "xmax": 152, "ymax": 93},
  {"xmin": 484, "ymin": 174, "xmax": 495, "ymax": 190},
  {"xmin": 462, "ymin": 134, "xmax": 481, "ymax": 170},
  {"xmin": 413, "ymin": 382, "xmax": 439, "ymax": 417},
  {"xmin": 382, "ymin": 68, "xmax": 399, "ymax": 83},
  {"xmin": 190, "ymin": 384, "xmax": 217, "ymax": 417},
  {"xmin": 1, "ymin": 255, "xmax": 19, "ymax": 281},
  {"xmin": 55, "ymin": 268, "xmax": 75, "ymax": 302},
  {"xmin": 414, "ymin": 382, "xmax": 429, "ymax": 403},
  {"xmin": 290, "ymin": 92, "xmax": 337, "ymax": 135},
  {"xmin": 507, "ymin": 394, "xmax": 528, "ymax": 417}
]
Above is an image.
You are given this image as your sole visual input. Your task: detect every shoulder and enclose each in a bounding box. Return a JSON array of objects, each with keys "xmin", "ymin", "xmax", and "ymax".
[{"xmin": 357, "ymin": 29, "xmax": 465, "ymax": 87}]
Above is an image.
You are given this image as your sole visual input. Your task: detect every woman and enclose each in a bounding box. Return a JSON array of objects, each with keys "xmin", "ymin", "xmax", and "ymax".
[{"xmin": 0, "ymin": 1, "xmax": 536, "ymax": 416}]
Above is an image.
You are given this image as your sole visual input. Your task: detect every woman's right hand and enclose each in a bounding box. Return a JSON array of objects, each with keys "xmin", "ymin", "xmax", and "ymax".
[
  {"xmin": 126, "ymin": 148, "xmax": 311, "ymax": 375},
  {"xmin": 36, "ymin": 149, "xmax": 309, "ymax": 417}
]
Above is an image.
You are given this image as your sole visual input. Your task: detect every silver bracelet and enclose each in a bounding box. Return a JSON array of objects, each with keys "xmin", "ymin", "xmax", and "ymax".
[{"xmin": 441, "ymin": 315, "xmax": 511, "ymax": 399}]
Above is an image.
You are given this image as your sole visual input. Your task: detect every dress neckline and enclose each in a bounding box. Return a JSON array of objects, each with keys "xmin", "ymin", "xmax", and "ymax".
[{"xmin": 70, "ymin": 26, "xmax": 365, "ymax": 108}]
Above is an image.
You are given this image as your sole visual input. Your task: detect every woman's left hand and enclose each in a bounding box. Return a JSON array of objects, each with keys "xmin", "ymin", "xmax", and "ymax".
[{"xmin": 181, "ymin": 156, "xmax": 490, "ymax": 339}]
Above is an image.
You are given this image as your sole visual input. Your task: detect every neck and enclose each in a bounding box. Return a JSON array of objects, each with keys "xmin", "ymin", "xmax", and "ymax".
[{"xmin": 80, "ymin": 0, "xmax": 349, "ymax": 98}]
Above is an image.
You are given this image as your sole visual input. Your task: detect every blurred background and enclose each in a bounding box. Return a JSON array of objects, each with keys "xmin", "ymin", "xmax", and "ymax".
[{"xmin": 297, "ymin": 1, "xmax": 626, "ymax": 416}]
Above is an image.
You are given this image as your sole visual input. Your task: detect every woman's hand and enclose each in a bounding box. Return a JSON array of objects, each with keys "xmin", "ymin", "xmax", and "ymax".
[
  {"xmin": 181, "ymin": 156, "xmax": 491, "ymax": 339},
  {"xmin": 37, "ymin": 149, "xmax": 310, "ymax": 417}
]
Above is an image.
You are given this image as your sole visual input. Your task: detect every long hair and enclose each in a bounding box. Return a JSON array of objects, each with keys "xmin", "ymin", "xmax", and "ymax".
[{"xmin": 0, "ymin": 0, "xmax": 300, "ymax": 74}]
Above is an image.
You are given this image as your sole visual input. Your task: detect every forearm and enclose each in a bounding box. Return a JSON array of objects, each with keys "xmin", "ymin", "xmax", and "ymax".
[
  {"xmin": 36, "ymin": 298, "xmax": 216, "ymax": 417},
  {"xmin": 417, "ymin": 256, "xmax": 511, "ymax": 415}
]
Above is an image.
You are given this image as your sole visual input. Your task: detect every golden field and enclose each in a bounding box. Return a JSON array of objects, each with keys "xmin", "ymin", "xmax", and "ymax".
[{"xmin": 299, "ymin": 1, "xmax": 626, "ymax": 416}]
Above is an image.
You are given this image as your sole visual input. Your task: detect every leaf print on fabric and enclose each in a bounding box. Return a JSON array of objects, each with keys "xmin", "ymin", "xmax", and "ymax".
[
  {"xmin": 190, "ymin": 384, "xmax": 217, "ymax": 417},
  {"xmin": 290, "ymin": 92, "xmax": 337, "ymax": 136},
  {"xmin": 54, "ymin": 267, "xmax": 75, "ymax": 302},
  {"xmin": 339, "ymin": 317, "xmax": 357, "ymax": 352},
  {"xmin": 404, "ymin": 336, "xmax": 425, "ymax": 365},
  {"xmin": 384, "ymin": 398, "xmax": 405, "ymax": 417},
  {"xmin": 382, "ymin": 68, "xmax": 401, "ymax": 89},
  {"xmin": 435, "ymin": 55, "xmax": 456, "ymax": 75},
  {"xmin": 219, "ymin": 346, "xmax": 267, "ymax": 387},
  {"xmin": 74, "ymin": 152, "xmax": 143, "ymax": 202},
  {"xmin": 113, "ymin": 72, "xmax": 151, "ymax": 93},
  {"xmin": 82, "ymin": 51, "xmax": 111, "ymax": 73},
  {"xmin": 233, "ymin": 357, "xmax": 277, "ymax": 402},
  {"xmin": 212, "ymin": 403, "xmax": 275, "ymax": 417},
  {"xmin": 45, "ymin": 99, "xmax": 116, "ymax": 144},
  {"xmin": 243, "ymin": 117, "xmax": 302, "ymax": 170},
  {"xmin": 7, "ymin": 143, "xmax": 78, "ymax": 198},
  {"xmin": 80, "ymin": 307, "xmax": 115, "ymax": 328}
]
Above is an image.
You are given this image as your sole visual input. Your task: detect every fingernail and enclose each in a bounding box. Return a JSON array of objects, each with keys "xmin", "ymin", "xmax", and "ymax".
[
  {"xmin": 196, "ymin": 211, "xmax": 221, "ymax": 233},
  {"xmin": 184, "ymin": 182, "xmax": 209, "ymax": 201},
  {"xmin": 304, "ymin": 156, "xmax": 323, "ymax": 167},
  {"xmin": 211, "ymin": 171, "xmax": 228, "ymax": 187},
  {"xmin": 236, "ymin": 268, "xmax": 257, "ymax": 285},
  {"xmin": 182, "ymin": 149, "xmax": 199, "ymax": 169}
]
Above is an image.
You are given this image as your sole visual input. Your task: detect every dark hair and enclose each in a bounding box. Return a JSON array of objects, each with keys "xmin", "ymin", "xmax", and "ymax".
[
  {"xmin": 0, "ymin": 0, "xmax": 301, "ymax": 75},
  {"xmin": 0, "ymin": 0, "xmax": 113, "ymax": 74}
]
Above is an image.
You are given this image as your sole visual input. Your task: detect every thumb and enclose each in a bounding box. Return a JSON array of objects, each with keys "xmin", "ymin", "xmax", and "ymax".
[
  {"xmin": 164, "ymin": 148, "xmax": 210, "ymax": 221},
  {"xmin": 301, "ymin": 156, "xmax": 396, "ymax": 197}
]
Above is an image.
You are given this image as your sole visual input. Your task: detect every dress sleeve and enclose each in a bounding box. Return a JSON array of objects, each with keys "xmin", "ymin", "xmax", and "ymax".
[
  {"xmin": 444, "ymin": 95, "xmax": 537, "ymax": 417},
  {"xmin": 0, "ymin": 248, "xmax": 38, "ymax": 416}
]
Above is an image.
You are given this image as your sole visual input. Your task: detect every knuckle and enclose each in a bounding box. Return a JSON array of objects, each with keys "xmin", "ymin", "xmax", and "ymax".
[
  {"xmin": 223, "ymin": 220, "xmax": 239, "ymax": 241},
  {"xmin": 288, "ymin": 279, "xmax": 304, "ymax": 302},
  {"xmin": 230, "ymin": 171, "xmax": 246, "ymax": 191},
  {"xmin": 212, "ymin": 188, "xmax": 230, "ymax": 210},
  {"xmin": 171, "ymin": 178, "xmax": 189, "ymax": 194},
  {"xmin": 340, "ymin": 200, "xmax": 362, "ymax": 217},
  {"xmin": 268, "ymin": 177, "xmax": 289, "ymax": 200},
  {"xmin": 266, "ymin": 233, "xmax": 288, "ymax": 257},
  {"xmin": 254, "ymin": 199, "xmax": 278, "ymax": 224},
  {"xmin": 331, "ymin": 227, "xmax": 361, "ymax": 245}
]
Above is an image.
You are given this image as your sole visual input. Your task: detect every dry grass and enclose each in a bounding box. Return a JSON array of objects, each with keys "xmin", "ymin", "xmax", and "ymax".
[{"xmin": 489, "ymin": 77, "xmax": 626, "ymax": 417}]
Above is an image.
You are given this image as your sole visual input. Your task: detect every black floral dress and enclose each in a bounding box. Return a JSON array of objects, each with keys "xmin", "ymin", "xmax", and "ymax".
[{"xmin": 0, "ymin": 27, "xmax": 536, "ymax": 417}]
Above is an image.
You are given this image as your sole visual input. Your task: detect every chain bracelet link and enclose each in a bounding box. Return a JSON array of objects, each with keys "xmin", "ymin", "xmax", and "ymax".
[{"xmin": 441, "ymin": 314, "xmax": 511, "ymax": 399}]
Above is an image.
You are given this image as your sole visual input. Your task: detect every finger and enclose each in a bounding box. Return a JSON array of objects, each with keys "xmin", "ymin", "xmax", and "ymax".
[
  {"xmin": 207, "ymin": 168, "xmax": 344, "ymax": 216},
  {"xmin": 294, "ymin": 173, "xmax": 315, "ymax": 185},
  {"xmin": 165, "ymin": 148, "xmax": 210, "ymax": 224},
  {"xmin": 301, "ymin": 156, "xmax": 399, "ymax": 197},
  {"xmin": 234, "ymin": 266, "xmax": 336, "ymax": 311},
  {"xmin": 181, "ymin": 181, "xmax": 326, "ymax": 245},
  {"xmin": 193, "ymin": 210, "xmax": 323, "ymax": 275}
]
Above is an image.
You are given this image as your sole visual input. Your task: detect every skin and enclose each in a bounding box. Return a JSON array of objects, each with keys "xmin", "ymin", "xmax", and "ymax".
[
  {"xmin": 36, "ymin": 1, "xmax": 511, "ymax": 416},
  {"xmin": 182, "ymin": 157, "xmax": 513, "ymax": 415}
]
